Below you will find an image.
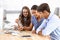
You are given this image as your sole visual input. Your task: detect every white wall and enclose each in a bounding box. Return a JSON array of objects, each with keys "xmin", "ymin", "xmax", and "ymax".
[
  {"xmin": 0, "ymin": 0, "xmax": 4, "ymax": 30},
  {"xmin": 0, "ymin": 0, "xmax": 60, "ymax": 29},
  {"xmin": 3, "ymin": 0, "xmax": 60, "ymax": 22},
  {"xmin": 4, "ymin": 0, "xmax": 60, "ymax": 12},
  {"xmin": 0, "ymin": 8, "xmax": 3, "ymax": 30}
]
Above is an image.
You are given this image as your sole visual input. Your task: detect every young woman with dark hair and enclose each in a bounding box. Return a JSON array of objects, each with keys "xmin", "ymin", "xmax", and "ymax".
[{"xmin": 16, "ymin": 6, "xmax": 33, "ymax": 31}]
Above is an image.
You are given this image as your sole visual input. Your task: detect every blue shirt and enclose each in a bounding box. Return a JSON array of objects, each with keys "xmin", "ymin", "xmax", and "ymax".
[
  {"xmin": 36, "ymin": 13, "xmax": 60, "ymax": 40},
  {"xmin": 31, "ymin": 16, "xmax": 44, "ymax": 30}
]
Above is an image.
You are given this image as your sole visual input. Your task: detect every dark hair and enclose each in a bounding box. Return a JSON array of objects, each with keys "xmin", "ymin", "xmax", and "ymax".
[
  {"xmin": 37, "ymin": 3, "xmax": 50, "ymax": 13},
  {"xmin": 31, "ymin": 5, "xmax": 38, "ymax": 10},
  {"xmin": 19, "ymin": 6, "xmax": 31, "ymax": 26}
]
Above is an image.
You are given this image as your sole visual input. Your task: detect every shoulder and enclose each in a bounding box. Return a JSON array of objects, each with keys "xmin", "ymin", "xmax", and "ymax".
[
  {"xmin": 48, "ymin": 14, "xmax": 60, "ymax": 25},
  {"xmin": 31, "ymin": 16, "xmax": 36, "ymax": 20},
  {"xmin": 31, "ymin": 16, "xmax": 35, "ymax": 19},
  {"xmin": 51, "ymin": 14, "xmax": 60, "ymax": 21},
  {"xmin": 31, "ymin": 16, "xmax": 37, "ymax": 24}
]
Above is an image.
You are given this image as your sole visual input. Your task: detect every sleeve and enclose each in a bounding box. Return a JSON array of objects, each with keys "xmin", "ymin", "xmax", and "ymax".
[
  {"xmin": 42, "ymin": 19, "xmax": 59, "ymax": 36},
  {"xmin": 18, "ymin": 20, "xmax": 23, "ymax": 27},
  {"xmin": 31, "ymin": 16, "xmax": 37, "ymax": 30},
  {"xmin": 31, "ymin": 16, "xmax": 36, "ymax": 25},
  {"xmin": 36, "ymin": 20, "xmax": 46, "ymax": 34}
]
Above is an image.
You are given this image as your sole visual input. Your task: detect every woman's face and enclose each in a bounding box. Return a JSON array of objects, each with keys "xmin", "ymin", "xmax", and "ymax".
[{"xmin": 23, "ymin": 9, "xmax": 28, "ymax": 17}]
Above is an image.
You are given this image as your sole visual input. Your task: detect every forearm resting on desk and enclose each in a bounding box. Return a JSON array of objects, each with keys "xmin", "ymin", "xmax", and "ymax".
[
  {"xmin": 23, "ymin": 26, "xmax": 32, "ymax": 31},
  {"xmin": 23, "ymin": 23, "xmax": 33, "ymax": 31},
  {"xmin": 38, "ymin": 31, "xmax": 51, "ymax": 40}
]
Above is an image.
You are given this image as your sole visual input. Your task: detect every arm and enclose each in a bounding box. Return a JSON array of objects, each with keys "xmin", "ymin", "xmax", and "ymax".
[
  {"xmin": 36, "ymin": 20, "xmax": 46, "ymax": 34},
  {"xmin": 37, "ymin": 23, "xmax": 57, "ymax": 40},
  {"xmin": 37, "ymin": 18, "xmax": 59, "ymax": 38},
  {"xmin": 37, "ymin": 28, "xmax": 51, "ymax": 40},
  {"xmin": 42, "ymin": 20, "xmax": 59, "ymax": 36},
  {"xmin": 23, "ymin": 23, "xmax": 33, "ymax": 31},
  {"xmin": 15, "ymin": 19, "xmax": 24, "ymax": 31},
  {"xmin": 15, "ymin": 19, "xmax": 19, "ymax": 24},
  {"xmin": 32, "ymin": 26, "xmax": 36, "ymax": 34}
]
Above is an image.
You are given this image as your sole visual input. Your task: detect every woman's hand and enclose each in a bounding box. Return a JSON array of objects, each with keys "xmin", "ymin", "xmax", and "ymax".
[
  {"xmin": 15, "ymin": 19, "xmax": 19, "ymax": 23},
  {"xmin": 18, "ymin": 26, "xmax": 24, "ymax": 31}
]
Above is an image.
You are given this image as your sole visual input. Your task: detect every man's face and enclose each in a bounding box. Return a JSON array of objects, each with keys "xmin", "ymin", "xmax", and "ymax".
[
  {"xmin": 37, "ymin": 11, "xmax": 44, "ymax": 19},
  {"xmin": 43, "ymin": 10, "xmax": 49, "ymax": 19},
  {"xmin": 31, "ymin": 10, "xmax": 40, "ymax": 18},
  {"xmin": 37, "ymin": 10, "xmax": 49, "ymax": 19}
]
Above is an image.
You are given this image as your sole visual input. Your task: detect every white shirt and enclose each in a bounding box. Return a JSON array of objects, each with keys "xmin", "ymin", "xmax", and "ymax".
[{"xmin": 36, "ymin": 13, "xmax": 60, "ymax": 40}]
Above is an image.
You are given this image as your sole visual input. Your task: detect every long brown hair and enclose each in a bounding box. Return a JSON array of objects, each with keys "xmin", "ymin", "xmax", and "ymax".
[{"xmin": 19, "ymin": 6, "xmax": 31, "ymax": 26}]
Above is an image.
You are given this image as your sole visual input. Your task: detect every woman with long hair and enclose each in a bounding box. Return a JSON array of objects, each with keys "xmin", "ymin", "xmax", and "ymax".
[{"xmin": 16, "ymin": 6, "xmax": 33, "ymax": 31}]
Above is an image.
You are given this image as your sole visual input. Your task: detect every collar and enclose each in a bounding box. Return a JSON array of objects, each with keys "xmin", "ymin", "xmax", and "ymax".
[{"xmin": 47, "ymin": 13, "xmax": 54, "ymax": 20}]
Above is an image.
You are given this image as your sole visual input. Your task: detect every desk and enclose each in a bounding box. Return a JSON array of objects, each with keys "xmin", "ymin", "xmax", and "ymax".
[{"xmin": 0, "ymin": 30, "xmax": 50, "ymax": 40}]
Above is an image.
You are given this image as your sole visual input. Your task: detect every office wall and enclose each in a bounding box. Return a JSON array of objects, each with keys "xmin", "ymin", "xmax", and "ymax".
[
  {"xmin": 3, "ymin": 0, "xmax": 60, "ymax": 22},
  {"xmin": 0, "ymin": 0, "xmax": 60, "ymax": 29},
  {"xmin": 0, "ymin": 8, "xmax": 3, "ymax": 30},
  {"xmin": 3, "ymin": 0, "xmax": 60, "ymax": 12}
]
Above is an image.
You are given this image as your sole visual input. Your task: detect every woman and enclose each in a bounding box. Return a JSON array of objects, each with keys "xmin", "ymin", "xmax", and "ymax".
[{"xmin": 16, "ymin": 6, "xmax": 33, "ymax": 31}]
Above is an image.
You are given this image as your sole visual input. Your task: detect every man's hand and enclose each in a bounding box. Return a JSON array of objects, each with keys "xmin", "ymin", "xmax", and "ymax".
[
  {"xmin": 32, "ymin": 30, "xmax": 36, "ymax": 34},
  {"xmin": 38, "ymin": 31, "xmax": 42, "ymax": 35}
]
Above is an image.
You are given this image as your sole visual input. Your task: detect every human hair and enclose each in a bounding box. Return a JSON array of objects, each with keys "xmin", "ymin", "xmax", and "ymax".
[
  {"xmin": 37, "ymin": 3, "xmax": 50, "ymax": 13},
  {"xmin": 19, "ymin": 6, "xmax": 31, "ymax": 26},
  {"xmin": 31, "ymin": 5, "xmax": 38, "ymax": 10}
]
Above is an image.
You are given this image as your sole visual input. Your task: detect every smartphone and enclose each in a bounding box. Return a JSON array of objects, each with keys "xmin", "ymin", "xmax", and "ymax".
[{"xmin": 21, "ymin": 35, "xmax": 31, "ymax": 37}]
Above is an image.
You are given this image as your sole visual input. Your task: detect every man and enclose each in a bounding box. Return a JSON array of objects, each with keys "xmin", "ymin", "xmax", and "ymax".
[
  {"xmin": 36, "ymin": 3, "xmax": 60, "ymax": 40},
  {"xmin": 31, "ymin": 5, "xmax": 44, "ymax": 33}
]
